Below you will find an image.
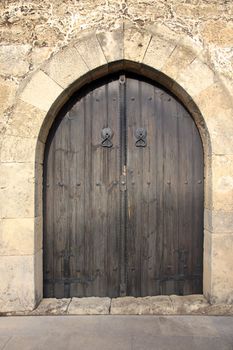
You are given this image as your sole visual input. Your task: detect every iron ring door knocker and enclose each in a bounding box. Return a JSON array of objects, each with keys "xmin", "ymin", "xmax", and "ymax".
[
  {"xmin": 101, "ymin": 127, "xmax": 113, "ymax": 148},
  {"xmin": 135, "ymin": 128, "xmax": 147, "ymax": 147}
]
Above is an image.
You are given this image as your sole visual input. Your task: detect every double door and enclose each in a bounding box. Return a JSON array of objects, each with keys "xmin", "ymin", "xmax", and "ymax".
[{"xmin": 43, "ymin": 73, "xmax": 204, "ymax": 298}]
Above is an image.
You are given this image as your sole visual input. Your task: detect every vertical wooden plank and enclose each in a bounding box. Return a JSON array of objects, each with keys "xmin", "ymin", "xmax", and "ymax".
[
  {"xmin": 160, "ymin": 92, "xmax": 180, "ymax": 294},
  {"xmin": 52, "ymin": 115, "xmax": 69, "ymax": 298},
  {"xmin": 106, "ymin": 79, "xmax": 121, "ymax": 297},
  {"xmin": 68, "ymin": 98, "xmax": 85, "ymax": 297},
  {"xmin": 126, "ymin": 77, "xmax": 143, "ymax": 296},
  {"xmin": 153, "ymin": 86, "xmax": 165, "ymax": 295}
]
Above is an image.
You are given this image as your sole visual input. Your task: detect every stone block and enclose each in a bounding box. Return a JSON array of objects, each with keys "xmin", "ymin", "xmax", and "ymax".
[
  {"xmin": 176, "ymin": 58, "xmax": 214, "ymax": 98},
  {"xmin": 110, "ymin": 296, "xmax": 174, "ymax": 315},
  {"xmin": 35, "ymin": 216, "xmax": 43, "ymax": 253},
  {"xmin": 211, "ymin": 132, "xmax": 233, "ymax": 155},
  {"xmin": 97, "ymin": 29, "xmax": 123, "ymax": 63},
  {"xmin": 0, "ymin": 78, "xmax": 17, "ymax": 116},
  {"xmin": 30, "ymin": 47, "xmax": 53, "ymax": 70},
  {"xmin": 211, "ymin": 234, "xmax": 233, "ymax": 303},
  {"xmin": 0, "ymin": 135, "xmax": 37, "ymax": 163},
  {"xmin": 201, "ymin": 19, "xmax": 233, "ymax": 47},
  {"xmin": 124, "ymin": 27, "xmax": 151, "ymax": 63},
  {"xmin": 163, "ymin": 36, "xmax": 203, "ymax": 80},
  {"xmin": 143, "ymin": 35, "xmax": 177, "ymax": 71},
  {"xmin": 170, "ymin": 295, "xmax": 209, "ymax": 314},
  {"xmin": 221, "ymin": 75, "xmax": 233, "ymax": 99},
  {"xmin": 204, "ymin": 208, "xmax": 233, "ymax": 233},
  {"xmin": 68, "ymin": 297, "xmax": 111, "ymax": 315},
  {"xmin": 42, "ymin": 46, "xmax": 89, "ymax": 89},
  {"xmin": 5, "ymin": 100, "xmax": 47, "ymax": 140},
  {"xmin": 193, "ymin": 83, "xmax": 233, "ymax": 137},
  {"xmin": 212, "ymin": 155, "xmax": 233, "ymax": 211},
  {"xmin": 145, "ymin": 23, "xmax": 179, "ymax": 42},
  {"xmin": 0, "ymin": 163, "xmax": 35, "ymax": 218},
  {"xmin": 34, "ymin": 249, "xmax": 43, "ymax": 304},
  {"xmin": 0, "ymin": 253, "xmax": 39, "ymax": 312},
  {"xmin": 20, "ymin": 70, "xmax": 64, "ymax": 112},
  {"xmin": 203, "ymin": 303, "xmax": 233, "ymax": 316},
  {"xmin": 0, "ymin": 45, "xmax": 30, "ymax": 76},
  {"xmin": 0, "ymin": 218, "xmax": 36, "ymax": 255},
  {"xmin": 32, "ymin": 298, "xmax": 70, "ymax": 315},
  {"xmin": 75, "ymin": 34, "xmax": 107, "ymax": 71},
  {"xmin": 203, "ymin": 230, "xmax": 212, "ymax": 300}
]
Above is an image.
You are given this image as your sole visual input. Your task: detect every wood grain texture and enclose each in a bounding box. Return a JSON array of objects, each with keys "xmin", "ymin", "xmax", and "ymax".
[{"xmin": 43, "ymin": 73, "xmax": 204, "ymax": 298}]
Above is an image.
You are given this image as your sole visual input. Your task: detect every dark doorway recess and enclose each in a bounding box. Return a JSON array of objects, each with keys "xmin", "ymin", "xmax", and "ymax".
[{"xmin": 43, "ymin": 72, "xmax": 204, "ymax": 298}]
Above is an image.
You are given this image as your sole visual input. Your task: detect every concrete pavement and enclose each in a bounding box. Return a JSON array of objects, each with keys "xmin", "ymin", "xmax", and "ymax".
[{"xmin": 0, "ymin": 315, "xmax": 232, "ymax": 349}]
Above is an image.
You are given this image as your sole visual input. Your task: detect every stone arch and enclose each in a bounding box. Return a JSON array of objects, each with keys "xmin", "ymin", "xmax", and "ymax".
[{"xmin": 1, "ymin": 24, "xmax": 233, "ymax": 312}]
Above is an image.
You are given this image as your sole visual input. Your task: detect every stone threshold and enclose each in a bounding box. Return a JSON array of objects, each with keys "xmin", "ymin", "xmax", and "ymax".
[{"xmin": 2, "ymin": 295, "xmax": 233, "ymax": 316}]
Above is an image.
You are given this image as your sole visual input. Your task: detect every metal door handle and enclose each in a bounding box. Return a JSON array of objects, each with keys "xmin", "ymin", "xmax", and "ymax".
[
  {"xmin": 101, "ymin": 127, "xmax": 113, "ymax": 148},
  {"xmin": 135, "ymin": 128, "xmax": 147, "ymax": 147}
]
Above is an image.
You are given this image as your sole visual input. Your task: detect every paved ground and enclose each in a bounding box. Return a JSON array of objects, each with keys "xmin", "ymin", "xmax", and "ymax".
[{"xmin": 0, "ymin": 316, "xmax": 232, "ymax": 350}]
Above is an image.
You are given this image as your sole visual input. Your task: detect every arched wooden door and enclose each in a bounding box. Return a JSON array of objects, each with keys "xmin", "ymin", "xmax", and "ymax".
[{"xmin": 43, "ymin": 73, "xmax": 204, "ymax": 298}]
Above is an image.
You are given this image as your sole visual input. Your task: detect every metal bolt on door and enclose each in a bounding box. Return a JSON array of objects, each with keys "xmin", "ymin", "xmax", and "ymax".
[{"xmin": 43, "ymin": 73, "xmax": 204, "ymax": 298}]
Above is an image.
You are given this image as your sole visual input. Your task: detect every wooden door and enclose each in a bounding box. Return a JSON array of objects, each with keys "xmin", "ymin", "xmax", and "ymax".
[{"xmin": 43, "ymin": 73, "xmax": 204, "ymax": 298}]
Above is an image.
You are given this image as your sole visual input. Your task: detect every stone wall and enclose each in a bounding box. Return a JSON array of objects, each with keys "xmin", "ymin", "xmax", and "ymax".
[{"xmin": 0, "ymin": 0, "xmax": 233, "ymax": 312}]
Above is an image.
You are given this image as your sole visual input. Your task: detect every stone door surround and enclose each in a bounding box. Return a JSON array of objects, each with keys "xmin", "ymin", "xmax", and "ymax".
[{"xmin": 0, "ymin": 23, "xmax": 233, "ymax": 313}]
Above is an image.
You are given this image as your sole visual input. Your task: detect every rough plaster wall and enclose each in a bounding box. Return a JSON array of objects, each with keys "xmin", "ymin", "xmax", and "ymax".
[{"xmin": 0, "ymin": 0, "xmax": 233, "ymax": 134}]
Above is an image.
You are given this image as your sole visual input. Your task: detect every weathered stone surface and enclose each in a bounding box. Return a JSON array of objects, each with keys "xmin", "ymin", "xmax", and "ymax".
[
  {"xmin": 42, "ymin": 46, "xmax": 89, "ymax": 88},
  {"xmin": 195, "ymin": 83, "xmax": 233, "ymax": 117},
  {"xmin": 4, "ymin": 100, "xmax": 47, "ymax": 140},
  {"xmin": 211, "ymin": 132, "xmax": 233, "ymax": 156},
  {"xmin": 32, "ymin": 298, "xmax": 70, "ymax": 315},
  {"xmin": 0, "ymin": 45, "xmax": 30, "ymax": 76},
  {"xmin": 0, "ymin": 163, "xmax": 34, "ymax": 218},
  {"xmin": 143, "ymin": 35, "xmax": 177, "ymax": 71},
  {"xmin": 170, "ymin": 295, "xmax": 209, "ymax": 314},
  {"xmin": 201, "ymin": 20, "xmax": 233, "ymax": 47},
  {"xmin": 34, "ymin": 249, "xmax": 43, "ymax": 305},
  {"xmin": 20, "ymin": 70, "xmax": 63, "ymax": 112},
  {"xmin": 211, "ymin": 234, "xmax": 233, "ymax": 304},
  {"xmin": 97, "ymin": 29, "xmax": 123, "ymax": 63},
  {"xmin": 111, "ymin": 296, "xmax": 174, "ymax": 315},
  {"xmin": 0, "ymin": 135, "xmax": 37, "ymax": 163},
  {"xmin": 124, "ymin": 26, "xmax": 151, "ymax": 63},
  {"xmin": 34, "ymin": 216, "xmax": 43, "ymax": 253},
  {"xmin": 204, "ymin": 208, "xmax": 233, "ymax": 233},
  {"xmin": 75, "ymin": 34, "xmax": 107, "ymax": 71},
  {"xmin": 68, "ymin": 297, "xmax": 111, "ymax": 315},
  {"xmin": 194, "ymin": 83, "xmax": 233, "ymax": 139},
  {"xmin": 30, "ymin": 47, "xmax": 54, "ymax": 71},
  {"xmin": 0, "ymin": 253, "xmax": 37, "ymax": 313},
  {"xmin": 0, "ymin": 78, "xmax": 17, "ymax": 116},
  {"xmin": 145, "ymin": 23, "xmax": 178, "ymax": 42},
  {"xmin": 204, "ymin": 303, "xmax": 233, "ymax": 316},
  {"xmin": 162, "ymin": 36, "xmax": 203, "ymax": 80},
  {"xmin": 212, "ymin": 155, "xmax": 233, "ymax": 211},
  {"xmin": 203, "ymin": 230, "xmax": 212, "ymax": 301},
  {"xmin": 176, "ymin": 58, "xmax": 214, "ymax": 98},
  {"xmin": 0, "ymin": 218, "xmax": 36, "ymax": 255}
]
